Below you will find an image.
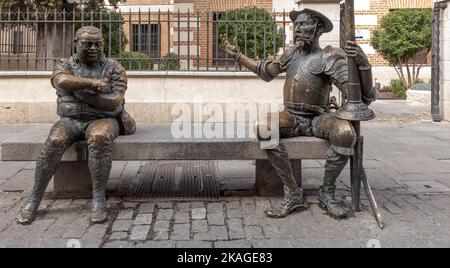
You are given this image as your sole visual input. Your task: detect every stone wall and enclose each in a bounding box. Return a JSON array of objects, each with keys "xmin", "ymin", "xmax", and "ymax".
[{"xmin": 0, "ymin": 72, "xmax": 289, "ymax": 124}]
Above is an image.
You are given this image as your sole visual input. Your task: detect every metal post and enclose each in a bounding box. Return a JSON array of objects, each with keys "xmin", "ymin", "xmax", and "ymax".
[{"xmin": 431, "ymin": 2, "xmax": 448, "ymax": 122}]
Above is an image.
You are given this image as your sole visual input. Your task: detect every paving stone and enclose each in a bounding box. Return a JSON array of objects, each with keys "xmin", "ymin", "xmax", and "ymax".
[
  {"xmin": 122, "ymin": 202, "xmax": 139, "ymax": 209},
  {"xmin": 226, "ymin": 209, "xmax": 243, "ymax": 219},
  {"xmin": 51, "ymin": 199, "xmax": 72, "ymax": 209},
  {"xmin": 23, "ymin": 162, "xmax": 36, "ymax": 170},
  {"xmin": 134, "ymin": 214, "xmax": 153, "ymax": 225},
  {"xmin": 137, "ymin": 241, "xmax": 176, "ymax": 248},
  {"xmin": 156, "ymin": 209, "xmax": 173, "ymax": 221},
  {"xmin": 63, "ymin": 217, "xmax": 90, "ymax": 239},
  {"xmin": 227, "ymin": 218, "xmax": 245, "ymax": 240},
  {"xmin": 176, "ymin": 241, "xmax": 212, "ymax": 248},
  {"xmin": 0, "ymin": 162, "xmax": 27, "ymax": 179},
  {"xmin": 215, "ymin": 240, "xmax": 252, "ymax": 248},
  {"xmin": 245, "ymin": 226, "xmax": 265, "ymax": 240},
  {"xmin": 193, "ymin": 232, "xmax": 211, "ymax": 241},
  {"xmin": 116, "ymin": 209, "xmax": 134, "ymax": 220},
  {"xmin": 207, "ymin": 202, "xmax": 224, "ymax": 214},
  {"xmin": 70, "ymin": 199, "xmax": 89, "ymax": 206},
  {"xmin": 139, "ymin": 202, "xmax": 155, "ymax": 213},
  {"xmin": 110, "ymin": 232, "xmax": 128, "ymax": 240},
  {"xmin": 208, "ymin": 225, "xmax": 228, "ymax": 241},
  {"xmin": 130, "ymin": 225, "xmax": 151, "ymax": 241},
  {"xmin": 241, "ymin": 197, "xmax": 255, "ymax": 206},
  {"xmin": 153, "ymin": 231, "xmax": 169, "ymax": 240},
  {"xmin": 80, "ymin": 224, "xmax": 108, "ymax": 248},
  {"xmin": 192, "ymin": 220, "xmax": 208, "ymax": 233},
  {"xmin": 111, "ymin": 220, "xmax": 133, "ymax": 232},
  {"xmin": 243, "ymin": 213, "xmax": 261, "ymax": 226},
  {"xmin": 174, "ymin": 212, "xmax": 190, "ymax": 223},
  {"xmin": 192, "ymin": 208, "xmax": 206, "ymax": 220},
  {"xmin": 176, "ymin": 202, "xmax": 191, "ymax": 211},
  {"xmin": 191, "ymin": 202, "xmax": 205, "ymax": 209},
  {"xmin": 157, "ymin": 202, "xmax": 173, "ymax": 209},
  {"xmin": 1, "ymin": 169, "xmax": 35, "ymax": 191},
  {"xmin": 153, "ymin": 221, "xmax": 170, "ymax": 232},
  {"xmin": 225, "ymin": 201, "xmax": 241, "ymax": 210},
  {"xmin": 170, "ymin": 223, "xmax": 190, "ymax": 240},
  {"xmin": 103, "ymin": 241, "xmax": 136, "ymax": 248},
  {"xmin": 208, "ymin": 213, "xmax": 225, "ymax": 225}
]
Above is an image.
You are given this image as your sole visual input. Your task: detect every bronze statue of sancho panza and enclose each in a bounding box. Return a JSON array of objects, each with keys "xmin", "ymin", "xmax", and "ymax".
[
  {"xmin": 222, "ymin": 9, "xmax": 377, "ymax": 219},
  {"xmin": 17, "ymin": 26, "xmax": 136, "ymax": 225}
]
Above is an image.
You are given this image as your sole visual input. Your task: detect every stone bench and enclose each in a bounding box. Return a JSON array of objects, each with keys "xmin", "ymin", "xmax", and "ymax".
[{"xmin": 0, "ymin": 124, "xmax": 329, "ymax": 198}]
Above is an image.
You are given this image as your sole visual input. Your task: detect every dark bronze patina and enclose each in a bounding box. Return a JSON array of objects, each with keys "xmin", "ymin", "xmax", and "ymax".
[
  {"xmin": 17, "ymin": 26, "xmax": 136, "ymax": 225},
  {"xmin": 222, "ymin": 7, "xmax": 377, "ymax": 220}
]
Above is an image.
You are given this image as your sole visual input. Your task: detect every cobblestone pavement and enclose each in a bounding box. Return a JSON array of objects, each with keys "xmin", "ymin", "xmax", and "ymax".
[{"xmin": 1, "ymin": 101, "xmax": 450, "ymax": 248}]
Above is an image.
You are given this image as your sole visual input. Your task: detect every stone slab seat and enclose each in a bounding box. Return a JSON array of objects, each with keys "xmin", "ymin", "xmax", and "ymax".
[{"xmin": 1, "ymin": 123, "xmax": 329, "ymax": 197}]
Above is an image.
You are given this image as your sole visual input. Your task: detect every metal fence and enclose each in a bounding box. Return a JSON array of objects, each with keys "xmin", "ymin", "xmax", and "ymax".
[{"xmin": 0, "ymin": 7, "xmax": 293, "ymax": 72}]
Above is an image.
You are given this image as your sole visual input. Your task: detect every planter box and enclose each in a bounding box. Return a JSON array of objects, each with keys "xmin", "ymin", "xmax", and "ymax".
[{"xmin": 377, "ymin": 91, "xmax": 406, "ymax": 100}]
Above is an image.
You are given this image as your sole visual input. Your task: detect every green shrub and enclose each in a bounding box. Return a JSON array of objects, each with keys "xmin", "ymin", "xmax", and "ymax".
[
  {"xmin": 114, "ymin": 52, "xmax": 153, "ymax": 71},
  {"xmin": 381, "ymin": 85, "xmax": 392, "ymax": 92},
  {"xmin": 218, "ymin": 6, "xmax": 285, "ymax": 60},
  {"xmin": 371, "ymin": 9, "xmax": 432, "ymax": 88},
  {"xmin": 390, "ymin": 79, "xmax": 407, "ymax": 98},
  {"xmin": 159, "ymin": 53, "xmax": 180, "ymax": 71},
  {"xmin": 414, "ymin": 79, "xmax": 426, "ymax": 85}
]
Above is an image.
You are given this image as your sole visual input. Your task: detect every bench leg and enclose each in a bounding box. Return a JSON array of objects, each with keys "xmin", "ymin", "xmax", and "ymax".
[
  {"xmin": 53, "ymin": 162, "xmax": 92, "ymax": 199},
  {"xmin": 255, "ymin": 159, "xmax": 302, "ymax": 196}
]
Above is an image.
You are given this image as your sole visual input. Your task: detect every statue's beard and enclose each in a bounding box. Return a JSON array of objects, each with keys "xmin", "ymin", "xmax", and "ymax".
[{"xmin": 295, "ymin": 39, "xmax": 313, "ymax": 54}]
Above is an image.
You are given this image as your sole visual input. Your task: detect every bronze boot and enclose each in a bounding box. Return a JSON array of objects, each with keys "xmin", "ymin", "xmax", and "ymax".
[
  {"xmin": 17, "ymin": 201, "xmax": 40, "ymax": 225},
  {"xmin": 88, "ymin": 156, "xmax": 111, "ymax": 224},
  {"xmin": 318, "ymin": 185, "xmax": 349, "ymax": 218},
  {"xmin": 17, "ymin": 146, "xmax": 65, "ymax": 225},
  {"xmin": 265, "ymin": 189, "xmax": 309, "ymax": 218}
]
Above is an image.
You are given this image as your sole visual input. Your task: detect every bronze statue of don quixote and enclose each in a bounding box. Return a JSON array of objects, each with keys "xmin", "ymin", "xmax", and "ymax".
[{"xmin": 222, "ymin": 0, "xmax": 383, "ymax": 228}]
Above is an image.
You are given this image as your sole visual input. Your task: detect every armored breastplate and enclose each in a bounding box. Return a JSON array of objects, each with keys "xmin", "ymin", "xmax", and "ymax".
[{"xmin": 284, "ymin": 50, "xmax": 331, "ymax": 114}]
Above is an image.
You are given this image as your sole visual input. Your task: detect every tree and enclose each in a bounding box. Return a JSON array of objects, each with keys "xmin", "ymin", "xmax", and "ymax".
[
  {"xmin": 218, "ymin": 6, "xmax": 285, "ymax": 60},
  {"xmin": 371, "ymin": 9, "xmax": 432, "ymax": 89},
  {"xmin": 1, "ymin": 0, "xmax": 126, "ymax": 70}
]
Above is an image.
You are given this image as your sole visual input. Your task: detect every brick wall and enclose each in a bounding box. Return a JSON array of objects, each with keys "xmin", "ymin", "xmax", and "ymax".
[{"xmin": 355, "ymin": 0, "xmax": 433, "ymax": 66}]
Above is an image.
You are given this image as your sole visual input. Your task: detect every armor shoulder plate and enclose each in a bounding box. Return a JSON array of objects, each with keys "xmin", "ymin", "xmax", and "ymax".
[{"xmin": 322, "ymin": 46, "xmax": 346, "ymax": 73}]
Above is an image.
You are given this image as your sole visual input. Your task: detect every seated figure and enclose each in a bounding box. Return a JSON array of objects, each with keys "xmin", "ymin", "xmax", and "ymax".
[
  {"xmin": 17, "ymin": 26, "xmax": 136, "ymax": 225},
  {"xmin": 222, "ymin": 9, "xmax": 377, "ymax": 219}
]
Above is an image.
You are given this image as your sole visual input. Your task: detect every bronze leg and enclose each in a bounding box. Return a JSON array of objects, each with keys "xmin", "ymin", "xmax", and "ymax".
[
  {"xmin": 85, "ymin": 118, "xmax": 120, "ymax": 224},
  {"xmin": 17, "ymin": 118, "xmax": 80, "ymax": 224},
  {"xmin": 262, "ymin": 111, "xmax": 309, "ymax": 218},
  {"xmin": 312, "ymin": 114, "xmax": 355, "ymax": 218}
]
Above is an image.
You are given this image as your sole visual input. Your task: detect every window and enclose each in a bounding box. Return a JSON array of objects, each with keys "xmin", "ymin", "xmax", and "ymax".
[{"xmin": 132, "ymin": 23, "xmax": 161, "ymax": 60}]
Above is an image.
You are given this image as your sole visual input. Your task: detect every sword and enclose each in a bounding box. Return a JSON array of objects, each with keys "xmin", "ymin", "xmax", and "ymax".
[{"xmin": 361, "ymin": 167, "xmax": 385, "ymax": 229}]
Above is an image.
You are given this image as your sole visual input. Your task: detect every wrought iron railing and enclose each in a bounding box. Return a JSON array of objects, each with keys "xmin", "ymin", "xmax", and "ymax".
[{"xmin": 0, "ymin": 6, "xmax": 293, "ymax": 72}]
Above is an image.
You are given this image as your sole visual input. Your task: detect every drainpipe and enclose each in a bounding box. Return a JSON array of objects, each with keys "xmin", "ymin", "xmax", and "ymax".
[{"xmin": 431, "ymin": 1, "xmax": 448, "ymax": 122}]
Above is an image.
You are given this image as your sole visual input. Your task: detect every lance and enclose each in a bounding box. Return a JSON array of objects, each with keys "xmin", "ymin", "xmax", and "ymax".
[{"xmin": 336, "ymin": 0, "xmax": 384, "ymax": 229}]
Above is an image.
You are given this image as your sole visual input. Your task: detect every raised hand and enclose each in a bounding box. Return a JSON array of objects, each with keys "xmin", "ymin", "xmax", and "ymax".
[{"xmin": 220, "ymin": 34, "xmax": 240, "ymax": 58}]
